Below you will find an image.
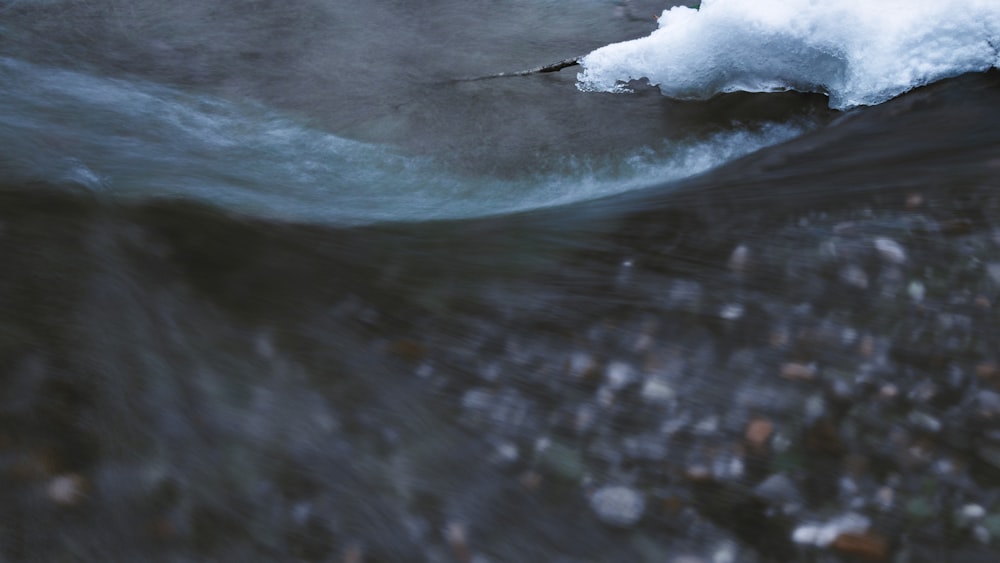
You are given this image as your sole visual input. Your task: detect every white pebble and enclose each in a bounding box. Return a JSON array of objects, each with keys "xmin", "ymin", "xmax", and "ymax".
[
  {"xmin": 589, "ymin": 485, "xmax": 646, "ymax": 527},
  {"xmin": 874, "ymin": 237, "xmax": 907, "ymax": 264}
]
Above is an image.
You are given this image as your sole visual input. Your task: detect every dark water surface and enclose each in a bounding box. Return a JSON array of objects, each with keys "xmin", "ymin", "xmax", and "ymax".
[{"xmin": 2, "ymin": 1, "xmax": 1000, "ymax": 562}]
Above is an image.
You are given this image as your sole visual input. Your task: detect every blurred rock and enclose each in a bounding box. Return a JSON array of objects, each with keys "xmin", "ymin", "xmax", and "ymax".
[
  {"xmin": 752, "ymin": 473, "xmax": 802, "ymax": 511},
  {"xmin": 840, "ymin": 265, "xmax": 869, "ymax": 289},
  {"xmin": 47, "ymin": 473, "xmax": 87, "ymax": 506},
  {"xmin": 873, "ymin": 238, "xmax": 906, "ymax": 264},
  {"xmin": 589, "ymin": 485, "xmax": 646, "ymax": 527},
  {"xmin": 444, "ymin": 521, "xmax": 471, "ymax": 563},
  {"xmin": 727, "ymin": 244, "xmax": 750, "ymax": 274},
  {"xmin": 745, "ymin": 418, "xmax": 773, "ymax": 450},
  {"xmin": 832, "ymin": 531, "xmax": 889, "ymax": 561},
  {"xmin": 640, "ymin": 376, "xmax": 676, "ymax": 404},
  {"xmin": 792, "ymin": 513, "xmax": 870, "ymax": 547},
  {"xmin": 605, "ymin": 361, "xmax": 635, "ymax": 390},
  {"xmin": 780, "ymin": 362, "xmax": 816, "ymax": 381}
]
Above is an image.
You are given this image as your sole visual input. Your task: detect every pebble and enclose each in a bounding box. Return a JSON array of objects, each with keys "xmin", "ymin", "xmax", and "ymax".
[
  {"xmin": 907, "ymin": 411, "xmax": 942, "ymax": 433},
  {"xmin": 745, "ymin": 418, "xmax": 773, "ymax": 449},
  {"xmin": 792, "ymin": 513, "xmax": 870, "ymax": 547},
  {"xmin": 832, "ymin": 531, "xmax": 889, "ymax": 561},
  {"xmin": 444, "ymin": 521, "xmax": 471, "ymax": 563},
  {"xmin": 780, "ymin": 362, "xmax": 816, "ymax": 381},
  {"xmin": 975, "ymin": 362, "xmax": 998, "ymax": 381},
  {"xmin": 605, "ymin": 361, "xmax": 634, "ymax": 390},
  {"xmin": 667, "ymin": 279, "xmax": 703, "ymax": 311},
  {"xmin": 940, "ymin": 218, "xmax": 973, "ymax": 235},
  {"xmin": 718, "ymin": 303, "xmax": 744, "ymax": 321},
  {"xmin": 975, "ymin": 390, "xmax": 1000, "ymax": 416},
  {"xmin": 490, "ymin": 442, "xmax": 519, "ymax": 466},
  {"xmin": 987, "ymin": 263, "xmax": 1000, "ymax": 285},
  {"xmin": 341, "ymin": 544, "xmax": 365, "ymax": 563},
  {"xmin": 855, "ymin": 334, "xmax": 874, "ymax": 357},
  {"xmin": 873, "ymin": 238, "xmax": 906, "ymax": 264},
  {"xmin": 640, "ymin": 376, "xmax": 676, "ymax": 404},
  {"xmin": 875, "ymin": 487, "xmax": 894, "ymax": 511},
  {"xmin": 753, "ymin": 473, "xmax": 802, "ymax": 510},
  {"xmin": 727, "ymin": 244, "xmax": 750, "ymax": 274},
  {"xmin": 839, "ymin": 265, "xmax": 869, "ymax": 289},
  {"xmin": 960, "ymin": 504, "xmax": 986, "ymax": 521},
  {"xmin": 47, "ymin": 473, "xmax": 87, "ymax": 506},
  {"xmin": 976, "ymin": 445, "xmax": 1000, "ymax": 469},
  {"xmin": 390, "ymin": 339, "xmax": 427, "ymax": 361},
  {"xmin": 589, "ymin": 485, "xmax": 646, "ymax": 527}
]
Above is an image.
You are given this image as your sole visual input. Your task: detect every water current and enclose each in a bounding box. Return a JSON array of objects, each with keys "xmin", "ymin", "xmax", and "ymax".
[{"xmin": 2, "ymin": 1, "xmax": 1000, "ymax": 561}]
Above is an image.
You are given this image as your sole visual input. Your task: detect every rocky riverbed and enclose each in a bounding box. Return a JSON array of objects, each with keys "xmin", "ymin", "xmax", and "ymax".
[
  {"xmin": 1, "ymin": 1, "xmax": 999, "ymax": 560},
  {"xmin": 2, "ymin": 97, "xmax": 999, "ymax": 561}
]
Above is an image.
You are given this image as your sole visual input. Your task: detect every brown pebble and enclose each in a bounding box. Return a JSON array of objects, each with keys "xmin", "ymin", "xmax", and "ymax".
[
  {"xmin": 905, "ymin": 193, "xmax": 924, "ymax": 209},
  {"xmin": 975, "ymin": 295, "xmax": 992, "ymax": 309},
  {"xmin": 47, "ymin": 473, "xmax": 87, "ymax": 506},
  {"xmin": 683, "ymin": 465, "xmax": 714, "ymax": 483},
  {"xmin": 832, "ymin": 531, "xmax": 889, "ymax": 561},
  {"xmin": 781, "ymin": 362, "xmax": 816, "ymax": 381},
  {"xmin": 805, "ymin": 418, "xmax": 846, "ymax": 456},
  {"xmin": 341, "ymin": 544, "xmax": 365, "ymax": 563},
  {"xmin": 878, "ymin": 384, "xmax": 899, "ymax": 399},
  {"xmin": 745, "ymin": 418, "xmax": 774, "ymax": 450},
  {"xmin": 859, "ymin": 335, "xmax": 876, "ymax": 359},
  {"xmin": 519, "ymin": 470, "xmax": 542, "ymax": 491},
  {"xmin": 843, "ymin": 453, "xmax": 869, "ymax": 477},
  {"xmin": 661, "ymin": 495, "xmax": 685, "ymax": 514},
  {"xmin": 390, "ymin": 339, "xmax": 427, "ymax": 361},
  {"xmin": 940, "ymin": 218, "xmax": 973, "ymax": 235},
  {"xmin": 148, "ymin": 516, "xmax": 177, "ymax": 541},
  {"xmin": 769, "ymin": 327, "xmax": 789, "ymax": 348},
  {"xmin": 444, "ymin": 521, "xmax": 472, "ymax": 563},
  {"xmin": 975, "ymin": 363, "xmax": 998, "ymax": 380},
  {"xmin": 7, "ymin": 449, "xmax": 57, "ymax": 481}
]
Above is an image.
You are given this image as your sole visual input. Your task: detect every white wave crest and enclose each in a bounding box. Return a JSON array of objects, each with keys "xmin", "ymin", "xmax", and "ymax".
[
  {"xmin": 578, "ymin": 0, "xmax": 1000, "ymax": 109},
  {"xmin": 0, "ymin": 57, "xmax": 807, "ymax": 224}
]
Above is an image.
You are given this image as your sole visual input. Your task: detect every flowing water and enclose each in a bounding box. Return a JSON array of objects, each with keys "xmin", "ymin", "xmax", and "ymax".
[{"xmin": 2, "ymin": 1, "xmax": 1000, "ymax": 561}]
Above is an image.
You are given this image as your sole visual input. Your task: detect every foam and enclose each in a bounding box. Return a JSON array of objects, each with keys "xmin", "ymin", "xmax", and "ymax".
[
  {"xmin": 0, "ymin": 57, "xmax": 806, "ymax": 225},
  {"xmin": 578, "ymin": 0, "xmax": 1000, "ymax": 109}
]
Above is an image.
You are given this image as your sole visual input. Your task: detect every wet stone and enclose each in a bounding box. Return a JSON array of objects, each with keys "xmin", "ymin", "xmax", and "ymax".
[
  {"xmin": 640, "ymin": 376, "xmax": 676, "ymax": 404},
  {"xmin": 974, "ymin": 362, "xmax": 998, "ymax": 381},
  {"xmin": 745, "ymin": 417, "xmax": 774, "ymax": 449},
  {"xmin": 623, "ymin": 434, "xmax": 667, "ymax": 461},
  {"xmin": 832, "ymin": 531, "xmax": 889, "ymax": 561},
  {"xmin": 538, "ymin": 441, "xmax": 586, "ymax": 482},
  {"xmin": 589, "ymin": 485, "xmax": 646, "ymax": 527},
  {"xmin": 793, "ymin": 513, "xmax": 871, "ymax": 548},
  {"xmin": 728, "ymin": 244, "xmax": 751, "ymax": 274},
  {"xmin": 667, "ymin": 279, "xmax": 703, "ymax": 311},
  {"xmin": 780, "ymin": 362, "xmax": 816, "ymax": 381},
  {"xmin": 974, "ymin": 390, "xmax": 1000, "ymax": 417},
  {"xmin": 47, "ymin": 473, "xmax": 87, "ymax": 506},
  {"xmin": 840, "ymin": 264, "xmax": 870, "ymax": 289},
  {"xmin": 604, "ymin": 361, "xmax": 635, "ymax": 390},
  {"xmin": 753, "ymin": 473, "xmax": 802, "ymax": 511},
  {"xmin": 975, "ymin": 444, "xmax": 1000, "ymax": 469},
  {"xmin": 873, "ymin": 237, "xmax": 907, "ymax": 264}
]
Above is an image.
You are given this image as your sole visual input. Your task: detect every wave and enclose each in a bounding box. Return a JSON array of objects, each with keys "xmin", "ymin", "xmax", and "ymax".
[
  {"xmin": 578, "ymin": 0, "xmax": 1000, "ymax": 109},
  {"xmin": 0, "ymin": 57, "xmax": 806, "ymax": 225}
]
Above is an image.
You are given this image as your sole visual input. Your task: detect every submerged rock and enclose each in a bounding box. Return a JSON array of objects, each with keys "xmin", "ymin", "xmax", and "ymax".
[{"xmin": 589, "ymin": 485, "xmax": 646, "ymax": 527}]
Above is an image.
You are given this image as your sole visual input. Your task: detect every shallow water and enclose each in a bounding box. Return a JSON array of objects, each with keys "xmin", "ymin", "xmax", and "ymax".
[{"xmin": 2, "ymin": 1, "xmax": 1000, "ymax": 562}]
